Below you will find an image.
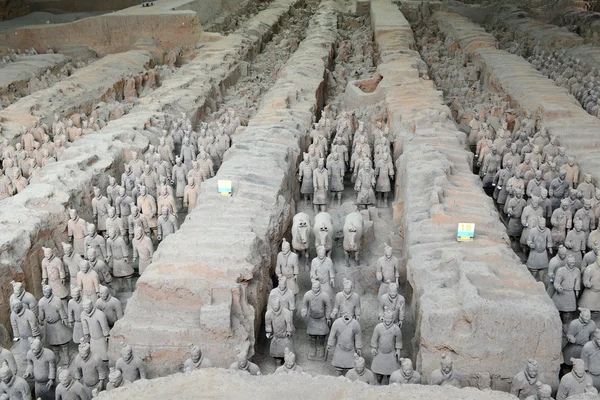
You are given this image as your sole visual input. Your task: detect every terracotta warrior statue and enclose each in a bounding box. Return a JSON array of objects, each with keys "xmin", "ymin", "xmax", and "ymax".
[
  {"xmin": 276, "ymin": 239, "xmax": 300, "ymax": 295},
  {"xmin": 310, "ymin": 245, "xmax": 335, "ymax": 300},
  {"xmin": 62, "ymin": 242, "xmax": 81, "ymax": 288},
  {"xmin": 331, "ymin": 278, "xmax": 361, "ymax": 321},
  {"xmin": 371, "ymin": 309, "xmax": 402, "ymax": 384},
  {"xmin": 376, "ymin": 243, "xmax": 399, "ymax": 297},
  {"xmin": 301, "ymin": 281, "xmax": 332, "ymax": 360},
  {"xmin": 115, "ymin": 344, "xmax": 147, "ymax": 383},
  {"xmin": 67, "ymin": 286, "xmax": 84, "ymax": 344},
  {"xmin": 557, "ymin": 358, "xmax": 593, "ymax": 400},
  {"xmin": 132, "ymin": 225, "xmax": 154, "ymax": 275},
  {"xmin": 38, "ymin": 286, "xmax": 71, "ymax": 366},
  {"xmin": 95, "ymin": 285, "xmax": 123, "ymax": 329},
  {"xmin": 9, "ymin": 281, "xmax": 37, "ymax": 318},
  {"xmin": 72, "ymin": 341, "xmax": 108, "ymax": 396},
  {"xmin": 580, "ymin": 254, "xmax": 600, "ymax": 313},
  {"xmin": 183, "ymin": 345, "xmax": 213, "ymax": 372},
  {"xmin": 24, "ymin": 337, "xmax": 56, "ymax": 400},
  {"xmin": 41, "ymin": 247, "xmax": 69, "ymax": 308},
  {"xmin": 68, "ymin": 209, "xmax": 88, "ymax": 256},
  {"xmin": 328, "ymin": 152, "xmax": 345, "ymax": 206},
  {"xmin": 0, "ymin": 360, "xmax": 31, "ymax": 399},
  {"xmin": 229, "ymin": 350, "xmax": 261, "ymax": 375},
  {"xmin": 378, "ymin": 283, "xmax": 405, "ymax": 326},
  {"xmin": 327, "ymin": 313, "xmax": 363, "ymax": 375},
  {"xmin": 265, "ymin": 296, "xmax": 294, "ymax": 364},
  {"xmin": 10, "ymin": 299, "xmax": 41, "ymax": 363},
  {"xmin": 524, "ymin": 382, "xmax": 553, "ymax": 400},
  {"xmin": 55, "ymin": 368, "xmax": 89, "ymax": 400},
  {"xmin": 80, "ymin": 298, "xmax": 110, "ymax": 362},
  {"xmin": 581, "ymin": 328, "xmax": 600, "ymax": 390},
  {"xmin": 428, "ymin": 354, "xmax": 461, "ymax": 387},
  {"xmin": 275, "ymin": 348, "xmax": 302, "ymax": 374},
  {"xmin": 389, "ymin": 358, "xmax": 421, "ymax": 385},
  {"xmin": 355, "ymin": 160, "xmax": 376, "ymax": 209},
  {"xmin": 313, "ymin": 158, "xmax": 328, "ymax": 213},
  {"xmin": 564, "ymin": 308, "xmax": 596, "ymax": 367},
  {"xmin": 0, "ymin": 345, "xmax": 16, "ymax": 376},
  {"xmin": 345, "ymin": 355, "xmax": 376, "ymax": 384},
  {"xmin": 105, "ymin": 368, "xmax": 131, "ymax": 392},
  {"xmin": 77, "ymin": 259, "xmax": 100, "ymax": 303},
  {"xmin": 527, "ymin": 217, "xmax": 553, "ymax": 286},
  {"xmin": 157, "ymin": 205, "xmax": 179, "ymax": 242},
  {"xmin": 510, "ymin": 359, "xmax": 541, "ymax": 399},
  {"xmin": 106, "ymin": 226, "xmax": 133, "ymax": 293},
  {"xmin": 92, "ymin": 186, "xmax": 110, "ymax": 235}
]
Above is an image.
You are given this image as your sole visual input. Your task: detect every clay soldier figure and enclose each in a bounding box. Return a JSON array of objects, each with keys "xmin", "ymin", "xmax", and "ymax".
[
  {"xmin": 429, "ymin": 354, "xmax": 461, "ymax": 387},
  {"xmin": 510, "ymin": 359, "xmax": 541, "ymax": 399},
  {"xmin": 378, "ymin": 283, "xmax": 405, "ymax": 326},
  {"xmin": 331, "ymin": 279, "xmax": 361, "ymax": 321},
  {"xmin": 265, "ymin": 296, "xmax": 294, "ymax": 364},
  {"xmin": 310, "ymin": 245, "xmax": 335, "ymax": 300},
  {"xmin": 507, "ymin": 189, "xmax": 527, "ymax": 241},
  {"xmin": 312, "ymin": 159, "xmax": 329, "ymax": 213},
  {"xmin": 327, "ymin": 312, "xmax": 363, "ymax": 375},
  {"xmin": 553, "ymin": 255, "xmax": 582, "ymax": 316},
  {"xmin": 132, "ymin": 225, "xmax": 154, "ymax": 275},
  {"xmin": 565, "ymin": 308, "xmax": 597, "ymax": 365},
  {"xmin": 62, "ymin": 243, "xmax": 82, "ymax": 287},
  {"xmin": 557, "ymin": 358, "xmax": 593, "ymax": 400},
  {"xmin": 551, "ymin": 199, "xmax": 573, "ymax": 248},
  {"xmin": 91, "ymin": 187, "xmax": 110, "ymax": 234},
  {"xmin": 140, "ymin": 164, "xmax": 159, "ymax": 198},
  {"xmin": 578, "ymin": 174, "xmax": 596, "ymax": 200},
  {"xmin": 581, "ymin": 329, "xmax": 600, "ymax": 389},
  {"xmin": 157, "ymin": 185, "xmax": 178, "ymax": 216},
  {"xmin": 481, "ymin": 145, "xmax": 501, "ymax": 189},
  {"xmin": 0, "ymin": 168, "xmax": 13, "ymax": 200},
  {"xmin": 268, "ymin": 276, "xmax": 295, "ymax": 313},
  {"xmin": 55, "ymin": 368, "xmax": 89, "ymax": 400},
  {"xmin": 0, "ymin": 361, "xmax": 31, "ymax": 399},
  {"xmin": 345, "ymin": 355, "xmax": 376, "ymax": 384},
  {"xmin": 128, "ymin": 205, "xmax": 150, "ymax": 241},
  {"xmin": 566, "ymin": 219, "xmax": 587, "ymax": 267},
  {"xmin": 105, "ymin": 368, "xmax": 131, "ymax": 392},
  {"xmin": 565, "ymin": 157, "xmax": 580, "ymax": 188},
  {"xmin": 524, "ymin": 382, "xmax": 554, "ymax": 400},
  {"xmin": 41, "ymin": 247, "xmax": 69, "ymax": 308},
  {"xmin": 229, "ymin": 351, "xmax": 261, "ymax": 375},
  {"xmin": 105, "ymin": 206, "xmax": 124, "ymax": 240},
  {"xmin": 121, "ymin": 164, "xmax": 136, "ymax": 197},
  {"xmin": 67, "ymin": 286, "xmax": 84, "ymax": 344},
  {"xmin": 527, "ymin": 217, "xmax": 553, "ymax": 285},
  {"xmin": 196, "ymin": 151, "xmax": 214, "ymax": 182},
  {"xmin": 10, "ymin": 299, "xmax": 41, "ymax": 358},
  {"xmin": 95, "ymin": 286, "xmax": 123, "ymax": 329},
  {"xmin": 137, "ymin": 186, "xmax": 158, "ymax": 236},
  {"xmin": 581, "ymin": 255, "xmax": 600, "ymax": 312},
  {"xmin": 0, "ymin": 345, "xmax": 16, "ymax": 376},
  {"xmin": 328, "ymin": 152, "xmax": 345, "ymax": 206},
  {"xmin": 275, "ymin": 348, "xmax": 302, "ymax": 374},
  {"xmin": 375, "ymin": 153, "xmax": 394, "ymax": 207},
  {"xmin": 24, "ymin": 337, "xmax": 56, "ymax": 400},
  {"xmin": 157, "ymin": 205, "xmax": 179, "ymax": 242},
  {"xmin": 115, "ymin": 188, "xmax": 134, "ymax": 238},
  {"xmin": 355, "ymin": 160, "xmax": 376, "ymax": 209},
  {"xmin": 106, "ymin": 227, "xmax": 133, "ymax": 293},
  {"xmin": 550, "ymin": 171, "xmax": 570, "ymax": 211},
  {"xmin": 390, "ymin": 358, "xmax": 421, "ymax": 384},
  {"xmin": 106, "ymin": 176, "xmax": 121, "ymax": 207},
  {"xmin": 10, "ymin": 281, "xmax": 38, "ymax": 318},
  {"xmin": 376, "ymin": 244, "xmax": 399, "ymax": 297},
  {"xmin": 171, "ymin": 156, "xmax": 188, "ymax": 202},
  {"xmin": 179, "ymin": 138, "xmax": 195, "ymax": 171},
  {"xmin": 87, "ymin": 248, "xmax": 112, "ymax": 289},
  {"xmin": 183, "ymin": 345, "xmax": 213, "ymax": 372},
  {"xmin": 276, "ymin": 239, "xmax": 300, "ymax": 295},
  {"xmin": 80, "ymin": 298, "xmax": 110, "ymax": 362},
  {"xmin": 521, "ymin": 197, "xmax": 544, "ymax": 256},
  {"xmin": 38, "ymin": 286, "xmax": 71, "ymax": 366},
  {"xmin": 77, "ymin": 259, "xmax": 100, "ymax": 304},
  {"xmin": 301, "ymin": 281, "xmax": 332, "ymax": 360},
  {"xmin": 84, "ymin": 223, "xmax": 106, "ymax": 261},
  {"xmin": 115, "ymin": 344, "xmax": 147, "ymax": 383},
  {"xmin": 183, "ymin": 176, "xmax": 199, "ymax": 214},
  {"xmin": 72, "ymin": 341, "xmax": 108, "ymax": 396},
  {"xmin": 575, "ymin": 199, "xmax": 596, "ymax": 244},
  {"xmin": 371, "ymin": 309, "xmax": 402, "ymax": 384}
]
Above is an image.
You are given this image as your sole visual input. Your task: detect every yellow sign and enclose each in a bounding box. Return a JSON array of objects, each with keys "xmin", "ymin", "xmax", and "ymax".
[{"xmin": 457, "ymin": 223, "xmax": 475, "ymax": 242}]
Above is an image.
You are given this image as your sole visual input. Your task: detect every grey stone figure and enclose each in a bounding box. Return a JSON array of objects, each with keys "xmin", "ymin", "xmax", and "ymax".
[
  {"xmin": 77, "ymin": 259, "xmax": 100, "ymax": 304},
  {"xmin": 298, "ymin": 153, "xmax": 314, "ymax": 206},
  {"xmin": 157, "ymin": 205, "xmax": 179, "ymax": 242},
  {"xmin": 553, "ymin": 255, "xmax": 581, "ymax": 314},
  {"xmin": 86, "ymin": 247, "xmax": 112, "ymax": 290},
  {"xmin": 265, "ymin": 296, "xmax": 294, "ymax": 363},
  {"xmin": 331, "ymin": 279, "xmax": 361, "ymax": 321},
  {"xmin": 0, "ymin": 360, "xmax": 31, "ymax": 399},
  {"xmin": 328, "ymin": 152, "xmax": 345, "ymax": 206},
  {"xmin": 527, "ymin": 217, "xmax": 553, "ymax": 286},
  {"xmin": 521, "ymin": 196, "xmax": 544, "ymax": 256},
  {"xmin": 327, "ymin": 313, "xmax": 363, "ymax": 375},
  {"xmin": 510, "ymin": 359, "xmax": 541, "ymax": 399},
  {"xmin": 94, "ymin": 286, "xmax": 123, "ymax": 329},
  {"xmin": 132, "ymin": 225, "xmax": 154, "ymax": 275},
  {"xmin": 38, "ymin": 286, "xmax": 71, "ymax": 366},
  {"xmin": 24, "ymin": 337, "xmax": 56, "ymax": 400},
  {"xmin": 91, "ymin": 187, "xmax": 110, "ymax": 233},
  {"xmin": 68, "ymin": 209, "xmax": 88, "ymax": 256},
  {"xmin": 84, "ymin": 223, "xmax": 106, "ymax": 261},
  {"xmin": 355, "ymin": 160, "xmax": 376, "ymax": 209},
  {"xmin": 183, "ymin": 345, "xmax": 213, "ymax": 372},
  {"xmin": 41, "ymin": 247, "xmax": 69, "ymax": 307},
  {"xmin": 581, "ymin": 328, "xmax": 600, "ymax": 390},
  {"xmin": 310, "ymin": 246, "xmax": 335, "ymax": 300},
  {"xmin": 371, "ymin": 309, "xmax": 402, "ymax": 384},
  {"xmin": 276, "ymin": 239, "xmax": 300, "ymax": 295},
  {"xmin": 10, "ymin": 299, "xmax": 41, "ymax": 358},
  {"xmin": 376, "ymin": 243, "xmax": 399, "ymax": 297},
  {"xmin": 106, "ymin": 227, "xmax": 133, "ymax": 293},
  {"xmin": 301, "ymin": 281, "xmax": 332, "ymax": 360},
  {"xmin": 581, "ymin": 255, "xmax": 600, "ymax": 312},
  {"xmin": 428, "ymin": 354, "xmax": 461, "ymax": 387},
  {"xmin": 229, "ymin": 350, "xmax": 260, "ymax": 375},
  {"xmin": 80, "ymin": 298, "xmax": 110, "ymax": 362},
  {"xmin": 566, "ymin": 219, "xmax": 586, "ymax": 267},
  {"xmin": 345, "ymin": 355, "xmax": 376, "ymax": 384},
  {"xmin": 68, "ymin": 286, "xmax": 84, "ymax": 344},
  {"xmin": 564, "ymin": 308, "xmax": 597, "ymax": 366},
  {"xmin": 389, "ymin": 358, "xmax": 421, "ymax": 385},
  {"xmin": 275, "ymin": 348, "xmax": 303, "ymax": 374},
  {"xmin": 313, "ymin": 158, "xmax": 328, "ymax": 213},
  {"xmin": 557, "ymin": 358, "xmax": 593, "ymax": 400},
  {"xmin": 105, "ymin": 368, "xmax": 131, "ymax": 392},
  {"xmin": 9, "ymin": 281, "xmax": 37, "ymax": 318},
  {"xmin": 62, "ymin": 242, "xmax": 82, "ymax": 288},
  {"xmin": 524, "ymin": 382, "xmax": 554, "ymax": 400},
  {"xmin": 551, "ymin": 199, "xmax": 572, "ymax": 247},
  {"xmin": 72, "ymin": 341, "xmax": 108, "ymax": 397},
  {"xmin": 115, "ymin": 344, "xmax": 147, "ymax": 383},
  {"xmin": 0, "ymin": 345, "xmax": 16, "ymax": 376},
  {"xmin": 378, "ymin": 283, "xmax": 405, "ymax": 326},
  {"xmin": 268, "ymin": 276, "xmax": 295, "ymax": 313}
]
